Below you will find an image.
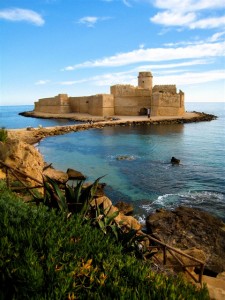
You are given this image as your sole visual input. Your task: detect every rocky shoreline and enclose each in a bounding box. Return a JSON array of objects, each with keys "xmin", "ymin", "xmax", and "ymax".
[
  {"xmin": 12, "ymin": 111, "xmax": 217, "ymax": 145},
  {"xmin": 2, "ymin": 110, "xmax": 225, "ymax": 299}
]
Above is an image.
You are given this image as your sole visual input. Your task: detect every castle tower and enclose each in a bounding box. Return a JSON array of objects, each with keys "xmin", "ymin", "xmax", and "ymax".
[{"xmin": 138, "ymin": 72, "xmax": 153, "ymax": 91}]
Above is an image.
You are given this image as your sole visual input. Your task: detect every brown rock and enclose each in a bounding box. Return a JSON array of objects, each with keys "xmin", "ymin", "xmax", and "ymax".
[
  {"xmin": 83, "ymin": 182, "xmax": 106, "ymax": 197},
  {"xmin": 163, "ymin": 247, "xmax": 206, "ymax": 274},
  {"xmin": 202, "ymin": 274, "xmax": 225, "ymax": 300},
  {"xmin": 0, "ymin": 138, "xmax": 44, "ymax": 187},
  {"xmin": 115, "ymin": 201, "xmax": 134, "ymax": 215},
  {"xmin": 146, "ymin": 206, "xmax": 225, "ymax": 274},
  {"xmin": 90, "ymin": 196, "xmax": 118, "ymax": 216},
  {"xmin": 115, "ymin": 214, "xmax": 142, "ymax": 231},
  {"xmin": 43, "ymin": 168, "xmax": 68, "ymax": 183},
  {"xmin": 90, "ymin": 196, "xmax": 142, "ymax": 231},
  {"xmin": 67, "ymin": 168, "xmax": 86, "ymax": 180}
]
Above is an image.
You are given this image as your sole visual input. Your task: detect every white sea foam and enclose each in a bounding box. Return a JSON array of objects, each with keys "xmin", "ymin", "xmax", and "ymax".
[
  {"xmin": 136, "ymin": 214, "xmax": 146, "ymax": 225},
  {"xmin": 140, "ymin": 191, "xmax": 225, "ymax": 215}
]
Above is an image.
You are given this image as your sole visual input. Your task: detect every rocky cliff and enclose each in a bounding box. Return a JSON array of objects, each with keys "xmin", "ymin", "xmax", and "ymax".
[{"xmin": 146, "ymin": 206, "xmax": 225, "ymax": 274}]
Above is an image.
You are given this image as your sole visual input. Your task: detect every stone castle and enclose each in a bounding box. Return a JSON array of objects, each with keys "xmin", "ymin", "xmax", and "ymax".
[{"xmin": 34, "ymin": 72, "xmax": 185, "ymax": 117}]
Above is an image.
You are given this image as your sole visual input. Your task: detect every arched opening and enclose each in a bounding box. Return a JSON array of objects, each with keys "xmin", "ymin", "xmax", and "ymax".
[{"xmin": 139, "ymin": 107, "xmax": 147, "ymax": 115}]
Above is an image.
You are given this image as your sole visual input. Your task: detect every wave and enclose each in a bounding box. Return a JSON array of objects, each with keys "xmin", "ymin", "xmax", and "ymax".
[{"xmin": 140, "ymin": 190, "xmax": 225, "ymax": 221}]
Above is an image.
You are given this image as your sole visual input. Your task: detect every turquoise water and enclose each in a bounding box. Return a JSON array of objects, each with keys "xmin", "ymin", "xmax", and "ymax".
[
  {"xmin": 37, "ymin": 102, "xmax": 225, "ymax": 222},
  {"xmin": 0, "ymin": 105, "xmax": 77, "ymax": 129},
  {"xmin": 1, "ymin": 103, "xmax": 224, "ymax": 222}
]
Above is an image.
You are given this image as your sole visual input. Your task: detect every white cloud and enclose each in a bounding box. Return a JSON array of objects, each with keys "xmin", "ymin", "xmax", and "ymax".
[
  {"xmin": 0, "ymin": 8, "xmax": 45, "ymax": 26},
  {"xmin": 35, "ymin": 80, "xmax": 50, "ymax": 85},
  {"xmin": 58, "ymin": 59, "xmax": 223, "ymax": 90},
  {"xmin": 122, "ymin": 0, "xmax": 132, "ymax": 7},
  {"xmin": 150, "ymin": 0, "xmax": 225, "ymax": 29},
  {"xmin": 139, "ymin": 43, "xmax": 145, "ymax": 49},
  {"xmin": 153, "ymin": 0, "xmax": 225, "ymax": 12},
  {"xmin": 62, "ymin": 41, "xmax": 225, "ymax": 70},
  {"xmin": 138, "ymin": 59, "xmax": 212, "ymax": 70},
  {"xmin": 101, "ymin": 0, "xmax": 132, "ymax": 5},
  {"xmin": 154, "ymin": 70, "xmax": 225, "ymax": 86},
  {"xmin": 150, "ymin": 11, "xmax": 225, "ymax": 29},
  {"xmin": 77, "ymin": 16, "xmax": 111, "ymax": 27},
  {"xmin": 59, "ymin": 79, "xmax": 87, "ymax": 85},
  {"xmin": 60, "ymin": 69, "xmax": 225, "ymax": 91},
  {"xmin": 189, "ymin": 16, "xmax": 225, "ymax": 29},
  {"xmin": 78, "ymin": 16, "xmax": 98, "ymax": 27},
  {"xmin": 209, "ymin": 31, "xmax": 225, "ymax": 42},
  {"xmin": 151, "ymin": 11, "xmax": 196, "ymax": 26}
]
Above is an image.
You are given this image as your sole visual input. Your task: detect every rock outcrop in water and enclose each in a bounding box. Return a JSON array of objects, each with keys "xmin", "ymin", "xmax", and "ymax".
[
  {"xmin": 146, "ymin": 206, "xmax": 225, "ymax": 274},
  {"xmin": 171, "ymin": 157, "xmax": 180, "ymax": 164}
]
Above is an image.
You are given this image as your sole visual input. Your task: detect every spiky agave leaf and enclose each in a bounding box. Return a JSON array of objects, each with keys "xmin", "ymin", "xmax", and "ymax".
[
  {"xmin": 104, "ymin": 209, "xmax": 119, "ymax": 227},
  {"xmin": 80, "ymin": 176, "xmax": 106, "ymax": 216},
  {"xmin": 73, "ymin": 180, "xmax": 84, "ymax": 204},
  {"xmin": 44, "ymin": 176, "xmax": 68, "ymax": 213},
  {"xmin": 65, "ymin": 182, "xmax": 84, "ymax": 213}
]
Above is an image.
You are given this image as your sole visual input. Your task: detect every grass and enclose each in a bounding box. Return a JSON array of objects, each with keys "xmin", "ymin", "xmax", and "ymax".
[
  {"xmin": 0, "ymin": 180, "xmax": 210, "ymax": 299},
  {"xmin": 0, "ymin": 127, "xmax": 7, "ymax": 142}
]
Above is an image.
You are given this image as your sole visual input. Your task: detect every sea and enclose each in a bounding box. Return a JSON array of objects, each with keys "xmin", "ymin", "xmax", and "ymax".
[{"xmin": 0, "ymin": 103, "xmax": 225, "ymax": 223}]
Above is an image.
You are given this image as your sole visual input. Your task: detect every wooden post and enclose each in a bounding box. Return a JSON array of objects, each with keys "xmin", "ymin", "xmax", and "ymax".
[{"xmin": 163, "ymin": 246, "xmax": 167, "ymax": 265}]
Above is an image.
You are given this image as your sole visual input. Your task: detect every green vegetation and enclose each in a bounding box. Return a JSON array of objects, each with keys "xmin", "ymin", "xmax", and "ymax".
[
  {"xmin": 0, "ymin": 180, "xmax": 210, "ymax": 299},
  {"xmin": 0, "ymin": 127, "xmax": 8, "ymax": 142}
]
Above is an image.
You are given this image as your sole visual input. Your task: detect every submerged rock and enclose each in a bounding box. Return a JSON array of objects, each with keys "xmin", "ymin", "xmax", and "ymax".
[
  {"xmin": 146, "ymin": 206, "xmax": 225, "ymax": 274},
  {"xmin": 116, "ymin": 155, "xmax": 135, "ymax": 161}
]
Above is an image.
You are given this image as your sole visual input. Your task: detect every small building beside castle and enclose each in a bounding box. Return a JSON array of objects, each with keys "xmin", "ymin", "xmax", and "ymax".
[{"xmin": 34, "ymin": 72, "xmax": 185, "ymax": 117}]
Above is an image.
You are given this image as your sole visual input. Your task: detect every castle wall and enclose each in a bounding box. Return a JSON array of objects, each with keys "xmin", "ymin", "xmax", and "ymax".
[
  {"xmin": 151, "ymin": 91, "xmax": 185, "ymax": 116},
  {"xmin": 69, "ymin": 96, "xmax": 89, "ymax": 113},
  {"xmin": 111, "ymin": 85, "xmax": 151, "ymax": 116},
  {"xmin": 34, "ymin": 94, "xmax": 71, "ymax": 114},
  {"xmin": 114, "ymin": 96, "xmax": 151, "ymax": 116},
  {"xmin": 33, "ymin": 72, "xmax": 185, "ymax": 118},
  {"xmin": 69, "ymin": 94, "xmax": 114, "ymax": 116},
  {"xmin": 153, "ymin": 85, "xmax": 177, "ymax": 94}
]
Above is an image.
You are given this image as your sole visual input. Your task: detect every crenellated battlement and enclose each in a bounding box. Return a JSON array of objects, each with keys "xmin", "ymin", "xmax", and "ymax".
[{"xmin": 153, "ymin": 85, "xmax": 177, "ymax": 94}]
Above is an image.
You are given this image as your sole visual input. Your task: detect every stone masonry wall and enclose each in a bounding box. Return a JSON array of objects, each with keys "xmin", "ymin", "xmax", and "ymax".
[
  {"xmin": 69, "ymin": 96, "xmax": 89, "ymax": 113},
  {"xmin": 111, "ymin": 85, "xmax": 151, "ymax": 97},
  {"xmin": 153, "ymin": 85, "xmax": 177, "ymax": 94},
  {"xmin": 111, "ymin": 85, "xmax": 151, "ymax": 116},
  {"xmin": 151, "ymin": 92, "xmax": 185, "ymax": 116},
  {"xmin": 69, "ymin": 94, "xmax": 114, "ymax": 116},
  {"xmin": 35, "ymin": 94, "xmax": 71, "ymax": 114},
  {"xmin": 114, "ymin": 96, "xmax": 151, "ymax": 116}
]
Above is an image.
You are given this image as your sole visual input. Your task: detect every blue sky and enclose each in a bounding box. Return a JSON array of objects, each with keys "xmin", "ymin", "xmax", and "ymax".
[{"xmin": 0, "ymin": 0, "xmax": 225, "ymax": 106}]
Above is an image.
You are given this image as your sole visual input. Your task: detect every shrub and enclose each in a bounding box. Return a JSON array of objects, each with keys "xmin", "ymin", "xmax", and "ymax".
[
  {"xmin": 0, "ymin": 127, "xmax": 8, "ymax": 142},
  {"xmin": 0, "ymin": 180, "xmax": 210, "ymax": 299}
]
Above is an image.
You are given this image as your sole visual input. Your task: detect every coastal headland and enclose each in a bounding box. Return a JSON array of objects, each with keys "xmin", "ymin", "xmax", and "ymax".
[
  {"xmin": 3, "ymin": 110, "xmax": 225, "ymax": 298},
  {"xmin": 14, "ymin": 110, "xmax": 216, "ymax": 145}
]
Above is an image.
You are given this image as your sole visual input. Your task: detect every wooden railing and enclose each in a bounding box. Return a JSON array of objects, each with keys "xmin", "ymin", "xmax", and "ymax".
[
  {"xmin": 144, "ymin": 234, "xmax": 205, "ymax": 285},
  {"xmin": 0, "ymin": 160, "xmax": 43, "ymax": 197}
]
